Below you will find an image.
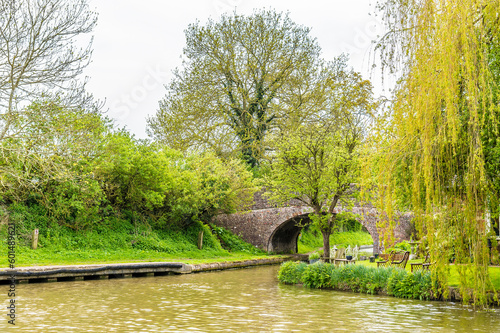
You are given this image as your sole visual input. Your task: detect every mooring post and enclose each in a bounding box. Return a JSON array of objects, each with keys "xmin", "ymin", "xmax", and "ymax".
[
  {"xmin": 197, "ymin": 230, "xmax": 204, "ymax": 249},
  {"xmin": 32, "ymin": 229, "xmax": 39, "ymax": 249}
]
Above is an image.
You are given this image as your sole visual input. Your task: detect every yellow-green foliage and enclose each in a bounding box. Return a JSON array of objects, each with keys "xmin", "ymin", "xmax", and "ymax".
[{"xmin": 370, "ymin": 0, "xmax": 500, "ymax": 307}]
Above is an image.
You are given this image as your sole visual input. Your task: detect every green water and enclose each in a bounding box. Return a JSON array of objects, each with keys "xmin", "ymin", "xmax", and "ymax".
[{"xmin": 2, "ymin": 265, "xmax": 499, "ymax": 332}]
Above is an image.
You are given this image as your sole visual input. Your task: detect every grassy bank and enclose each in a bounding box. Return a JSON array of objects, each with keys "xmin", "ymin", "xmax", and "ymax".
[
  {"xmin": 357, "ymin": 260, "xmax": 500, "ymax": 290},
  {"xmin": 3, "ymin": 247, "xmax": 276, "ymax": 267},
  {"xmin": 278, "ymin": 261, "xmax": 433, "ymax": 300},
  {"xmin": 298, "ymin": 224, "xmax": 373, "ymax": 253},
  {"xmin": 278, "ymin": 261, "xmax": 500, "ymax": 306},
  {"xmin": 0, "ymin": 204, "xmax": 273, "ymax": 267}
]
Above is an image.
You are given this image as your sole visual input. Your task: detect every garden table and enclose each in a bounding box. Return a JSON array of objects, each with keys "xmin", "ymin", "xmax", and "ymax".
[{"xmin": 334, "ymin": 258, "xmax": 356, "ymax": 265}]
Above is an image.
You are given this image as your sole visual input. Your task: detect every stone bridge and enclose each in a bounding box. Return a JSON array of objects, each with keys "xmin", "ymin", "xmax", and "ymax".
[{"xmin": 213, "ymin": 191, "xmax": 413, "ymax": 254}]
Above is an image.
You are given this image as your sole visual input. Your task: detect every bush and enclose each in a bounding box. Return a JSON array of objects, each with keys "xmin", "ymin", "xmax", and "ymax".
[
  {"xmin": 387, "ymin": 269, "xmax": 432, "ymax": 300},
  {"xmin": 302, "ymin": 262, "xmax": 335, "ymax": 288},
  {"xmin": 277, "ymin": 262, "xmax": 434, "ymax": 300},
  {"xmin": 309, "ymin": 252, "xmax": 320, "ymax": 260},
  {"xmin": 277, "ymin": 261, "xmax": 308, "ymax": 284}
]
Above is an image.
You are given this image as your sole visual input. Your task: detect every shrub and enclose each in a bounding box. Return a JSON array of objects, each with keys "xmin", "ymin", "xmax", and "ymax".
[
  {"xmin": 302, "ymin": 262, "xmax": 335, "ymax": 288},
  {"xmin": 309, "ymin": 252, "xmax": 320, "ymax": 260},
  {"xmin": 277, "ymin": 261, "xmax": 307, "ymax": 284},
  {"xmin": 278, "ymin": 262, "xmax": 433, "ymax": 301},
  {"xmin": 387, "ymin": 269, "xmax": 432, "ymax": 300}
]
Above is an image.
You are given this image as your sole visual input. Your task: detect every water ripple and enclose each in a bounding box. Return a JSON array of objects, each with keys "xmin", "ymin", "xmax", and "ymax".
[{"xmin": 2, "ymin": 266, "xmax": 499, "ymax": 332}]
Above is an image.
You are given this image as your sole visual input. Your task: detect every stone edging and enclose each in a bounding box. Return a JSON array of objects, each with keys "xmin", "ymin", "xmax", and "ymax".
[
  {"xmin": 189, "ymin": 257, "xmax": 289, "ymax": 272},
  {"xmin": 0, "ymin": 257, "xmax": 292, "ymax": 284}
]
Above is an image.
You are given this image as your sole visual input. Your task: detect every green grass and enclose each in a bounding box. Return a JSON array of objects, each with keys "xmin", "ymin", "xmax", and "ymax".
[
  {"xmin": 279, "ymin": 260, "xmax": 500, "ymax": 306},
  {"xmin": 1, "ymin": 246, "xmax": 276, "ymax": 267},
  {"xmin": 357, "ymin": 260, "xmax": 500, "ymax": 291},
  {"xmin": 0, "ymin": 210, "xmax": 270, "ymax": 267},
  {"xmin": 446, "ymin": 265, "xmax": 500, "ymax": 289},
  {"xmin": 298, "ymin": 227, "xmax": 373, "ymax": 253}
]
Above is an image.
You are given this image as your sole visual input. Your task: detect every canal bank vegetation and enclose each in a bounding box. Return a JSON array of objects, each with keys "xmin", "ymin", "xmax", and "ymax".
[
  {"xmin": 0, "ymin": 197, "xmax": 268, "ymax": 267},
  {"xmin": 0, "ymin": 104, "xmax": 268, "ymax": 267},
  {"xmin": 279, "ymin": 261, "xmax": 433, "ymax": 300},
  {"xmin": 0, "ymin": 207, "xmax": 269, "ymax": 267},
  {"xmin": 278, "ymin": 261, "xmax": 500, "ymax": 305}
]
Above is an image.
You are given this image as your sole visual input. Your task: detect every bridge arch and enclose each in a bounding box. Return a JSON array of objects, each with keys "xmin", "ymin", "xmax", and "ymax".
[
  {"xmin": 264, "ymin": 208, "xmax": 383, "ymax": 254},
  {"xmin": 212, "ymin": 192, "xmax": 414, "ymax": 254},
  {"xmin": 267, "ymin": 213, "xmax": 311, "ymax": 253}
]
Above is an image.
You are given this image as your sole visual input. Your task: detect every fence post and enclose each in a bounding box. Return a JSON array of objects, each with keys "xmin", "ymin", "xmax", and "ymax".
[
  {"xmin": 197, "ymin": 230, "xmax": 204, "ymax": 250},
  {"xmin": 32, "ymin": 229, "xmax": 39, "ymax": 249}
]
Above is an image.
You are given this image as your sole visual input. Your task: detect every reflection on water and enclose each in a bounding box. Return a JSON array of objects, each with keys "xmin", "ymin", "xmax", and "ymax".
[{"xmin": 2, "ymin": 265, "xmax": 499, "ymax": 332}]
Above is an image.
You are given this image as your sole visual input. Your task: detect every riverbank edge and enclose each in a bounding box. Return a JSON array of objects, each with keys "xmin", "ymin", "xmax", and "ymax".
[
  {"xmin": 282, "ymin": 281, "xmax": 499, "ymax": 305},
  {"xmin": 0, "ymin": 256, "xmax": 299, "ymax": 283},
  {"xmin": 190, "ymin": 256, "xmax": 291, "ymax": 272},
  {"xmin": 278, "ymin": 262, "xmax": 500, "ymax": 307}
]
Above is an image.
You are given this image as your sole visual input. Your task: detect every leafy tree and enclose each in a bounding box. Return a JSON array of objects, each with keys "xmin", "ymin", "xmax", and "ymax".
[
  {"xmin": 371, "ymin": 0, "xmax": 500, "ymax": 306},
  {"xmin": 95, "ymin": 132, "xmax": 256, "ymax": 227},
  {"xmin": 483, "ymin": 18, "xmax": 500, "ymax": 236},
  {"xmin": 0, "ymin": 100, "xmax": 109, "ymax": 203},
  {"xmin": 189, "ymin": 152, "xmax": 257, "ymax": 221},
  {"xmin": 147, "ymin": 9, "xmax": 321, "ymax": 167},
  {"xmin": 263, "ymin": 59, "xmax": 374, "ymax": 259},
  {"xmin": 0, "ymin": 0, "xmax": 101, "ymax": 214},
  {"xmin": 0, "ymin": 0, "xmax": 98, "ymax": 142},
  {"xmin": 0, "ymin": 99, "xmax": 111, "ymax": 233},
  {"xmin": 95, "ymin": 132, "xmax": 184, "ymax": 215}
]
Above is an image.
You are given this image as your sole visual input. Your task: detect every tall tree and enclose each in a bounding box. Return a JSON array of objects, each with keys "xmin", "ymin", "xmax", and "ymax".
[
  {"xmin": 147, "ymin": 9, "xmax": 321, "ymax": 167},
  {"xmin": 0, "ymin": 0, "xmax": 98, "ymax": 142},
  {"xmin": 371, "ymin": 0, "xmax": 500, "ymax": 306},
  {"xmin": 263, "ymin": 59, "xmax": 375, "ymax": 259},
  {"xmin": 0, "ymin": 100, "xmax": 110, "ymax": 203}
]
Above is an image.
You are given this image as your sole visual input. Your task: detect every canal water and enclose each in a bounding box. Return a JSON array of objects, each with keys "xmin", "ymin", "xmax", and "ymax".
[{"xmin": 2, "ymin": 265, "xmax": 499, "ymax": 332}]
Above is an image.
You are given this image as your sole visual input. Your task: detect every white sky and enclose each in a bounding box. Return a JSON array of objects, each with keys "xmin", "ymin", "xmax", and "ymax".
[{"xmin": 83, "ymin": 0, "xmax": 387, "ymax": 139}]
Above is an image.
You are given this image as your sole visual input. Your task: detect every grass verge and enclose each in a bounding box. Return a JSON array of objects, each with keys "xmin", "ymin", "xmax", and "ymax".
[
  {"xmin": 357, "ymin": 260, "xmax": 500, "ymax": 290},
  {"xmin": 298, "ymin": 227, "xmax": 373, "ymax": 253},
  {"xmin": 0, "ymin": 214, "xmax": 273, "ymax": 267},
  {"xmin": 278, "ymin": 261, "xmax": 500, "ymax": 306}
]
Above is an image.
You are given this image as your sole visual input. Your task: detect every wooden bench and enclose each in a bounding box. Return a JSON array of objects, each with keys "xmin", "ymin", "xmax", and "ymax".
[
  {"xmin": 411, "ymin": 253, "xmax": 432, "ymax": 272},
  {"xmin": 377, "ymin": 250, "xmax": 402, "ymax": 267},
  {"xmin": 377, "ymin": 251, "xmax": 410, "ymax": 269}
]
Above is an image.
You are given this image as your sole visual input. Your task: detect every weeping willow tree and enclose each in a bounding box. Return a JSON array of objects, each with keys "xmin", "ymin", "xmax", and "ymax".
[{"xmin": 370, "ymin": 0, "xmax": 500, "ymax": 306}]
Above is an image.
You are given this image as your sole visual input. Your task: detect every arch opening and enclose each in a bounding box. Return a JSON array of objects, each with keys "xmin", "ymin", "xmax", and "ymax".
[{"xmin": 268, "ymin": 214, "xmax": 311, "ymax": 253}]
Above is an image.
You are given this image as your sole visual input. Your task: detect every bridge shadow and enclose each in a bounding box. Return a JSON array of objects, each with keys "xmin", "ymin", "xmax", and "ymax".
[{"xmin": 268, "ymin": 213, "xmax": 312, "ymax": 253}]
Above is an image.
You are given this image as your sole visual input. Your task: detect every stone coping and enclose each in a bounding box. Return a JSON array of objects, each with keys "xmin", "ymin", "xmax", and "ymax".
[
  {"xmin": 0, "ymin": 257, "xmax": 293, "ymax": 283},
  {"xmin": 190, "ymin": 257, "xmax": 289, "ymax": 272}
]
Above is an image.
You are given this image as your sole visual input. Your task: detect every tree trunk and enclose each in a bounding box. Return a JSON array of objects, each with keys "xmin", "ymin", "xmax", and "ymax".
[
  {"xmin": 321, "ymin": 213, "xmax": 337, "ymax": 260},
  {"xmin": 322, "ymin": 229, "xmax": 331, "ymax": 259}
]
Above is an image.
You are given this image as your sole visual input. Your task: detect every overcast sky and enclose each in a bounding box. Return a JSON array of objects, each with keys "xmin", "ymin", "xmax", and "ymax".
[{"xmin": 83, "ymin": 0, "xmax": 386, "ymax": 139}]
